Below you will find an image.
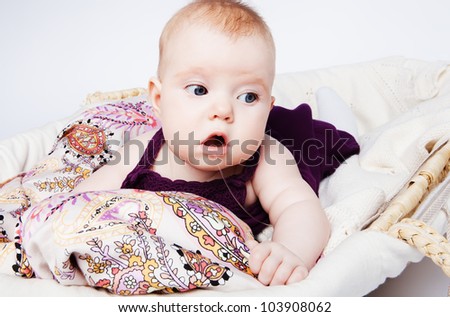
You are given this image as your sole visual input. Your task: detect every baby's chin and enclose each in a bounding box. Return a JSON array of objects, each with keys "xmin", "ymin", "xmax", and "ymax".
[
  {"xmin": 175, "ymin": 146, "xmax": 259, "ymax": 174},
  {"xmin": 186, "ymin": 158, "xmax": 233, "ymax": 172}
]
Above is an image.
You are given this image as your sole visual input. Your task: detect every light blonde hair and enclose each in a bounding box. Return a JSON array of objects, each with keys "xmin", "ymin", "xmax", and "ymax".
[{"xmin": 157, "ymin": 0, "xmax": 275, "ymax": 77}]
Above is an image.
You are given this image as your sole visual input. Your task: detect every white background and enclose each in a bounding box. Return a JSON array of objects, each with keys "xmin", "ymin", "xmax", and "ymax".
[
  {"xmin": 1, "ymin": 0, "xmax": 450, "ymax": 140},
  {"xmin": 0, "ymin": 0, "xmax": 449, "ymax": 295}
]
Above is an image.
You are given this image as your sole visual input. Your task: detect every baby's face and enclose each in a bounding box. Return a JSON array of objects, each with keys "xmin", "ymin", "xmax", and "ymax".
[{"xmin": 150, "ymin": 23, "xmax": 275, "ymax": 171}]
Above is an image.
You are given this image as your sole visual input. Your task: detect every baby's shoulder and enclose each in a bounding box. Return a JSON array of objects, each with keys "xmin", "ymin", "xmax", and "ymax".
[
  {"xmin": 253, "ymin": 135, "xmax": 298, "ymax": 180},
  {"xmin": 259, "ymin": 134, "xmax": 294, "ymax": 161}
]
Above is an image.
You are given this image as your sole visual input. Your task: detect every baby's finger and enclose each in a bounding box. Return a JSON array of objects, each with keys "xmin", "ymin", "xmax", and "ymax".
[
  {"xmin": 286, "ymin": 265, "xmax": 309, "ymax": 285},
  {"xmin": 245, "ymin": 238, "xmax": 259, "ymax": 250},
  {"xmin": 248, "ymin": 243, "xmax": 271, "ymax": 274},
  {"xmin": 257, "ymin": 255, "xmax": 282, "ymax": 286},
  {"xmin": 268, "ymin": 262, "xmax": 294, "ymax": 286}
]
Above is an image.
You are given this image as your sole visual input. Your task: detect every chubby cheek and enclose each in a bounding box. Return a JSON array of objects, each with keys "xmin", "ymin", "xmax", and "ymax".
[
  {"xmin": 159, "ymin": 99, "xmax": 199, "ymax": 136},
  {"xmin": 168, "ymin": 142, "xmax": 193, "ymax": 164},
  {"xmin": 230, "ymin": 143, "xmax": 258, "ymax": 165},
  {"xmin": 159, "ymin": 109, "xmax": 195, "ymax": 143},
  {"xmin": 226, "ymin": 133, "xmax": 262, "ymax": 166},
  {"xmin": 239, "ymin": 119, "xmax": 267, "ymax": 144},
  {"xmin": 158, "ymin": 90, "xmax": 184, "ymax": 118},
  {"xmin": 162, "ymin": 128, "xmax": 199, "ymax": 161}
]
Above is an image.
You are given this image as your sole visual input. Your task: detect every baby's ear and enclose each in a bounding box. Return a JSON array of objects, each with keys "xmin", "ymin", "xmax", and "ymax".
[
  {"xmin": 270, "ymin": 96, "xmax": 275, "ymax": 109},
  {"xmin": 148, "ymin": 77, "xmax": 162, "ymax": 117}
]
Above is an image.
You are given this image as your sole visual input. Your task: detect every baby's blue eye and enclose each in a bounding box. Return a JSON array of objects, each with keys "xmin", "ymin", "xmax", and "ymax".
[
  {"xmin": 186, "ymin": 85, "xmax": 208, "ymax": 96},
  {"xmin": 238, "ymin": 92, "xmax": 258, "ymax": 104}
]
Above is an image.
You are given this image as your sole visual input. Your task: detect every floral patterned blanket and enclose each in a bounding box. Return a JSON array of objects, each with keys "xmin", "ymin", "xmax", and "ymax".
[
  {"xmin": 0, "ymin": 97, "xmax": 255, "ymax": 295},
  {"xmin": 21, "ymin": 190, "xmax": 253, "ymax": 294}
]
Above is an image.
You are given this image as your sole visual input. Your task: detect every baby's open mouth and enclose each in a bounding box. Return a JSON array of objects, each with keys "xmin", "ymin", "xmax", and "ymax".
[
  {"xmin": 202, "ymin": 134, "xmax": 227, "ymax": 156},
  {"xmin": 203, "ymin": 135, "xmax": 225, "ymax": 147}
]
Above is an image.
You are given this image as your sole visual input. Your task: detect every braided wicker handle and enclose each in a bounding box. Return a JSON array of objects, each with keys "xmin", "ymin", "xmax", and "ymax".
[
  {"xmin": 369, "ymin": 140, "xmax": 450, "ymax": 277},
  {"xmin": 84, "ymin": 87, "xmax": 148, "ymax": 105},
  {"xmin": 370, "ymin": 141, "xmax": 450, "ymax": 232},
  {"xmin": 388, "ymin": 218, "xmax": 450, "ymax": 277}
]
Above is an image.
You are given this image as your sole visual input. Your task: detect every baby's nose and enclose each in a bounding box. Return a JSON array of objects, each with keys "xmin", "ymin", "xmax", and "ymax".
[{"xmin": 209, "ymin": 100, "xmax": 234, "ymax": 123}]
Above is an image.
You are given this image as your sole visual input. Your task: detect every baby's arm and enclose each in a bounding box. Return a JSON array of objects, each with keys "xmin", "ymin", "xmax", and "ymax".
[
  {"xmin": 248, "ymin": 135, "xmax": 330, "ymax": 286},
  {"xmin": 72, "ymin": 131, "xmax": 154, "ymax": 193}
]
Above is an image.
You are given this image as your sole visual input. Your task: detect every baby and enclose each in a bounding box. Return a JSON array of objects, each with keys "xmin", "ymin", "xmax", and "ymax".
[{"xmin": 74, "ymin": 0, "xmax": 358, "ymax": 286}]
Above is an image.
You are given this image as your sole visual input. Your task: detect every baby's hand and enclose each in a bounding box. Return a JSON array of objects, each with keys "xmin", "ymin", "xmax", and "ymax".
[{"xmin": 246, "ymin": 240, "xmax": 309, "ymax": 286}]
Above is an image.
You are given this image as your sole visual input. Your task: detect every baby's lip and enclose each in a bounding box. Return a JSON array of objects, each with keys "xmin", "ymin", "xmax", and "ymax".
[
  {"xmin": 201, "ymin": 132, "xmax": 228, "ymax": 147},
  {"xmin": 201, "ymin": 132, "xmax": 228, "ymax": 156}
]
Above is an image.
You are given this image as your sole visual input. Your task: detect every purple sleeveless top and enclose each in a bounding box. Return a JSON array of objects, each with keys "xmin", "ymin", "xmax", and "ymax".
[{"xmin": 121, "ymin": 104, "xmax": 360, "ymax": 235}]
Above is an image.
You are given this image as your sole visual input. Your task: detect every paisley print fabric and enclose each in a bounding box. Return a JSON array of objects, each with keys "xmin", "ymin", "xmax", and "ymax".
[
  {"xmin": 0, "ymin": 97, "xmax": 156, "ymax": 276},
  {"xmin": 63, "ymin": 124, "xmax": 107, "ymax": 156},
  {"xmin": 0, "ymin": 96, "xmax": 254, "ymax": 294},
  {"xmin": 20, "ymin": 190, "xmax": 251, "ymax": 294}
]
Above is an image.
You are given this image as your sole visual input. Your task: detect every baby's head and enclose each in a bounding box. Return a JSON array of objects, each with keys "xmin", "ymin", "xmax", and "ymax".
[
  {"xmin": 150, "ymin": 0, "xmax": 276, "ymax": 171},
  {"xmin": 157, "ymin": 0, "xmax": 276, "ymax": 79}
]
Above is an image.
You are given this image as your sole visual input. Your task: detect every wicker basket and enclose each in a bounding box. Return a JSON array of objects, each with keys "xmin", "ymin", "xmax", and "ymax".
[
  {"xmin": 369, "ymin": 140, "xmax": 450, "ymax": 277},
  {"xmin": 82, "ymin": 88, "xmax": 450, "ymax": 276},
  {"xmin": 84, "ymin": 87, "xmax": 147, "ymax": 105}
]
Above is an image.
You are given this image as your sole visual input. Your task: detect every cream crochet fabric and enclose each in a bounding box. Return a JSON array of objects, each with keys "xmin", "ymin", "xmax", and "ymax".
[
  {"xmin": 1, "ymin": 57, "xmax": 449, "ymax": 253},
  {"xmin": 266, "ymin": 56, "xmax": 450, "ymax": 252},
  {"xmin": 0, "ymin": 57, "xmax": 449, "ymax": 296}
]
